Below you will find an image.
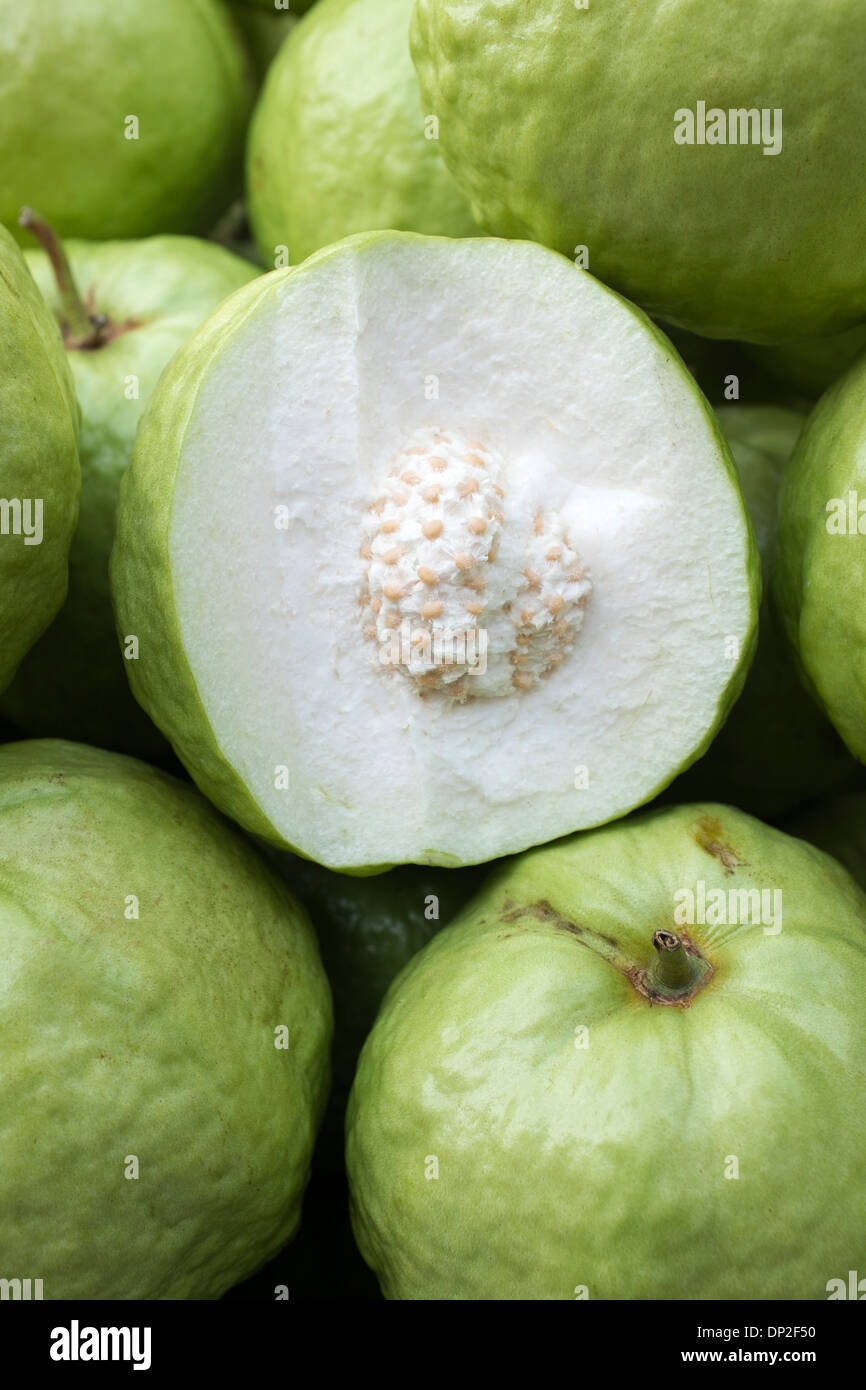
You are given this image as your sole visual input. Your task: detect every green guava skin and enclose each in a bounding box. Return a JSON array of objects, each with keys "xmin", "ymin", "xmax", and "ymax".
[
  {"xmin": 668, "ymin": 405, "xmax": 855, "ymax": 816},
  {"xmin": 411, "ymin": 0, "xmax": 866, "ymax": 342},
  {"xmin": 0, "ymin": 226, "xmax": 80, "ymax": 693},
  {"xmin": 347, "ymin": 803, "xmax": 866, "ymax": 1300},
  {"xmin": 775, "ymin": 355, "xmax": 866, "ymax": 765},
  {"xmin": 0, "ymin": 739, "xmax": 332, "ymax": 1300},
  {"xmin": 0, "ymin": 0, "xmax": 253, "ymax": 245},
  {"xmin": 745, "ymin": 324, "xmax": 866, "ymax": 400},
  {"xmin": 0, "ymin": 237, "xmax": 258, "ymax": 758},
  {"xmin": 247, "ymin": 0, "xmax": 477, "ymax": 266},
  {"xmin": 110, "ymin": 232, "xmax": 760, "ymax": 867}
]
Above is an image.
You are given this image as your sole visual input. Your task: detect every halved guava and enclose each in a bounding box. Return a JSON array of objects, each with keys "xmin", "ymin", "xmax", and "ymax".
[{"xmin": 111, "ymin": 232, "xmax": 759, "ymax": 870}]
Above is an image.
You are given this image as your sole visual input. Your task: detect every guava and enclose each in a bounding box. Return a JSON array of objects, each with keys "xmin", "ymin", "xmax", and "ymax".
[
  {"xmin": 347, "ymin": 802, "xmax": 866, "ymax": 1300},
  {"xmin": 0, "ymin": 224, "xmax": 80, "ymax": 693},
  {"xmin": 0, "ymin": 739, "xmax": 331, "ymax": 1300},
  {"xmin": 411, "ymin": 0, "xmax": 866, "ymax": 342},
  {"xmin": 110, "ymin": 231, "xmax": 758, "ymax": 870},
  {"xmin": 745, "ymin": 324, "xmax": 866, "ymax": 400},
  {"xmin": 0, "ymin": 0, "xmax": 252, "ymax": 245},
  {"xmin": 247, "ymin": 0, "xmax": 477, "ymax": 266},
  {"xmin": 775, "ymin": 353, "xmax": 866, "ymax": 764},
  {"xmin": 0, "ymin": 217, "xmax": 258, "ymax": 757},
  {"xmin": 668, "ymin": 405, "xmax": 855, "ymax": 816}
]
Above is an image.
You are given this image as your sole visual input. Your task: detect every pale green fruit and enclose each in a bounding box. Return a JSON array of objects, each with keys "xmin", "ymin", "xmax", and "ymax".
[
  {"xmin": 0, "ymin": 234, "xmax": 258, "ymax": 757},
  {"xmin": 411, "ymin": 0, "xmax": 866, "ymax": 342},
  {"xmin": 775, "ymin": 355, "xmax": 866, "ymax": 763},
  {"xmin": 110, "ymin": 232, "xmax": 758, "ymax": 869},
  {"xmin": 347, "ymin": 803, "xmax": 866, "ymax": 1300},
  {"xmin": 745, "ymin": 324, "xmax": 866, "ymax": 400},
  {"xmin": 668, "ymin": 405, "xmax": 855, "ymax": 816},
  {"xmin": 0, "ymin": 226, "xmax": 79, "ymax": 692},
  {"xmin": 0, "ymin": 0, "xmax": 253, "ymax": 244},
  {"xmin": 0, "ymin": 739, "xmax": 332, "ymax": 1300},
  {"xmin": 247, "ymin": 0, "xmax": 477, "ymax": 266}
]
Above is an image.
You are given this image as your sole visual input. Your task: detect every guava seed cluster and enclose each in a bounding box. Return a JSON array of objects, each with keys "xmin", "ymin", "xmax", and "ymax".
[{"xmin": 360, "ymin": 428, "xmax": 592, "ymax": 699}]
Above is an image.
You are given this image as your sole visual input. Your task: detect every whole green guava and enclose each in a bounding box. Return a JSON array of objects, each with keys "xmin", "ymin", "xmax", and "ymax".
[
  {"xmin": 0, "ymin": 227, "xmax": 258, "ymax": 757},
  {"xmin": 775, "ymin": 353, "xmax": 866, "ymax": 763},
  {"xmin": 0, "ymin": 0, "xmax": 253, "ymax": 244},
  {"xmin": 0, "ymin": 225, "xmax": 79, "ymax": 693},
  {"xmin": 247, "ymin": 0, "xmax": 477, "ymax": 266},
  {"xmin": 667, "ymin": 405, "xmax": 855, "ymax": 816},
  {"xmin": 348, "ymin": 803, "xmax": 866, "ymax": 1299},
  {"xmin": 0, "ymin": 739, "xmax": 332, "ymax": 1300},
  {"xmin": 411, "ymin": 0, "xmax": 866, "ymax": 341}
]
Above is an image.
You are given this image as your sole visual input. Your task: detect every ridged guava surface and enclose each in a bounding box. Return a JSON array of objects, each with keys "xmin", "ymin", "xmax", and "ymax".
[
  {"xmin": 348, "ymin": 803, "xmax": 866, "ymax": 1299},
  {"xmin": 411, "ymin": 0, "xmax": 866, "ymax": 341},
  {"xmin": 0, "ymin": 740, "xmax": 332, "ymax": 1300}
]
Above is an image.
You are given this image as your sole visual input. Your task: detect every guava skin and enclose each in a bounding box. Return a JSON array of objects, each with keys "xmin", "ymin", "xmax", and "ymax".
[
  {"xmin": 0, "ymin": 0, "xmax": 253, "ymax": 245},
  {"xmin": 347, "ymin": 803, "xmax": 866, "ymax": 1300},
  {"xmin": 411, "ymin": 0, "xmax": 866, "ymax": 342},
  {"xmin": 0, "ymin": 739, "xmax": 332, "ymax": 1300},
  {"xmin": 0, "ymin": 226, "xmax": 80, "ymax": 693},
  {"xmin": 0, "ymin": 237, "xmax": 258, "ymax": 757},
  {"xmin": 745, "ymin": 324, "xmax": 866, "ymax": 401},
  {"xmin": 775, "ymin": 354, "xmax": 866, "ymax": 765},
  {"xmin": 667, "ymin": 406, "xmax": 856, "ymax": 817},
  {"xmin": 247, "ymin": 0, "xmax": 477, "ymax": 266}
]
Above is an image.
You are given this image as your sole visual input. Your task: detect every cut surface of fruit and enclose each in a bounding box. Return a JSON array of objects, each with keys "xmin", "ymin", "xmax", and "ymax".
[{"xmin": 111, "ymin": 233, "xmax": 758, "ymax": 869}]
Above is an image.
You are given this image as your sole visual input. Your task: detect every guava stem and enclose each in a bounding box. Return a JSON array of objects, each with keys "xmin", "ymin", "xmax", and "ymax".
[
  {"xmin": 648, "ymin": 929, "xmax": 698, "ymax": 995},
  {"xmin": 18, "ymin": 207, "xmax": 106, "ymax": 348}
]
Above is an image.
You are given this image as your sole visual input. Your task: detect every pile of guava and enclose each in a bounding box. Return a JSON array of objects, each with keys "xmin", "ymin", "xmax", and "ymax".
[{"xmin": 1, "ymin": 0, "xmax": 865, "ymax": 1307}]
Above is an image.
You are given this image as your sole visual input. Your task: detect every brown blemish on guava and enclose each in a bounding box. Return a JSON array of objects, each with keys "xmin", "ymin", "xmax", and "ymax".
[{"xmin": 693, "ymin": 815, "xmax": 746, "ymax": 876}]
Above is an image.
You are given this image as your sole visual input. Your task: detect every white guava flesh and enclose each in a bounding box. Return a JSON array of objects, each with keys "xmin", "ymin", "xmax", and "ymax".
[{"xmin": 112, "ymin": 233, "xmax": 758, "ymax": 869}]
